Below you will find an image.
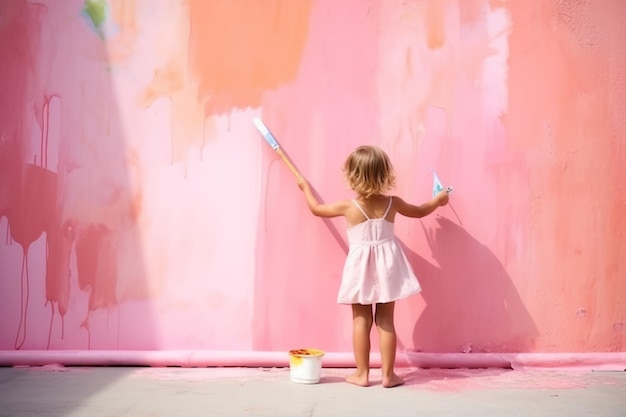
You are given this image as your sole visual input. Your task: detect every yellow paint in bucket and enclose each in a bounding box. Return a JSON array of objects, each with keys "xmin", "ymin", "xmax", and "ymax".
[{"xmin": 288, "ymin": 348, "xmax": 325, "ymax": 384}]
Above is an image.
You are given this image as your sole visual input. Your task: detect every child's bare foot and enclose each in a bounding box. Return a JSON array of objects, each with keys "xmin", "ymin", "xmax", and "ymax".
[
  {"xmin": 382, "ymin": 373, "xmax": 405, "ymax": 388},
  {"xmin": 345, "ymin": 371, "xmax": 369, "ymax": 387}
]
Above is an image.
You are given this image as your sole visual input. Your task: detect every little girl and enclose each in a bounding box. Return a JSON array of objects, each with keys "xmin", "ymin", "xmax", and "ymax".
[{"xmin": 298, "ymin": 145, "xmax": 449, "ymax": 388}]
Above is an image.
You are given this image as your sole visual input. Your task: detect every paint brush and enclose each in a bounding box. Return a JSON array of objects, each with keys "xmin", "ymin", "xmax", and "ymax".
[
  {"xmin": 431, "ymin": 168, "xmax": 462, "ymax": 224},
  {"xmin": 253, "ymin": 118, "xmax": 302, "ymax": 180},
  {"xmin": 432, "ymin": 168, "xmax": 453, "ymax": 197}
]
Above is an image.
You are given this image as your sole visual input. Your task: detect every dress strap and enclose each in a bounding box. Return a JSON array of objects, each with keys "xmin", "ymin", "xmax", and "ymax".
[
  {"xmin": 351, "ymin": 199, "xmax": 370, "ymax": 220},
  {"xmin": 382, "ymin": 197, "xmax": 393, "ymax": 218}
]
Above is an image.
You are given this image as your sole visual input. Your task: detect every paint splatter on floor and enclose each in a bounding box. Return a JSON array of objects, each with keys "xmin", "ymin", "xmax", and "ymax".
[{"xmin": 401, "ymin": 368, "xmax": 593, "ymax": 392}]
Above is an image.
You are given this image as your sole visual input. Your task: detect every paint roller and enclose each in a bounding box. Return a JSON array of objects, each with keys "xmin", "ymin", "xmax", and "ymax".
[{"xmin": 253, "ymin": 117, "xmax": 302, "ymax": 180}]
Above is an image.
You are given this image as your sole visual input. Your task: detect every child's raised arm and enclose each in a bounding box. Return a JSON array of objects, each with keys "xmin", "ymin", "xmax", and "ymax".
[
  {"xmin": 395, "ymin": 190, "xmax": 449, "ymax": 218},
  {"xmin": 298, "ymin": 177, "xmax": 350, "ymax": 218}
]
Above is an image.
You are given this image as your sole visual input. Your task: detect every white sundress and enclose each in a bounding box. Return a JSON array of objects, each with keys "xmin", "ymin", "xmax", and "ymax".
[{"xmin": 337, "ymin": 197, "xmax": 422, "ymax": 305}]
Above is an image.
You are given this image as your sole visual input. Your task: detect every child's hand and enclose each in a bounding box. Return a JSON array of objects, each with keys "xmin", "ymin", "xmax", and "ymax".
[{"xmin": 435, "ymin": 189, "xmax": 449, "ymax": 206}]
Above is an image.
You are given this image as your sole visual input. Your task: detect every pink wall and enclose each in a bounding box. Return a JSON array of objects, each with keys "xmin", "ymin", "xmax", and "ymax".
[{"xmin": 0, "ymin": 0, "xmax": 624, "ymax": 355}]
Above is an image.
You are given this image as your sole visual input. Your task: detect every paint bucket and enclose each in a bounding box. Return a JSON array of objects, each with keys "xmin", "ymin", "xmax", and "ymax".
[{"xmin": 288, "ymin": 348, "xmax": 325, "ymax": 384}]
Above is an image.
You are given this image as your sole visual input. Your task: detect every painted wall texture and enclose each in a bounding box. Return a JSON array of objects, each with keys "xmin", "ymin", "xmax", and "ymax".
[{"xmin": 0, "ymin": 0, "xmax": 624, "ymax": 355}]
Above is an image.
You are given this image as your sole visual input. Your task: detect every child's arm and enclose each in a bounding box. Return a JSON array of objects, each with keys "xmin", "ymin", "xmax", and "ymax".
[
  {"xmin": 395, "ymin": 190, "xmax": 449, "ymax": 218},
  {"xmin": 298, "ymin": 177, "xmax": 350, "ymax": 218}
]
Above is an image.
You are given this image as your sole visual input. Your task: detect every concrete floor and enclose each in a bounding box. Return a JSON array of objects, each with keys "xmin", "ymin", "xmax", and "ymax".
[{"xmin": 0, "ymin": 366, "xmax": 624, "ymax": 417}]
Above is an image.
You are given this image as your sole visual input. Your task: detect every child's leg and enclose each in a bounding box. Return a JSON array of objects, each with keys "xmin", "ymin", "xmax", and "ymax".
[
  {"xmin": 346, "ymin": 303, "xmax": 373, "ymax": 387},
  {"xmin": 375, "ymin": 302, "xmax": 405, "ymax": 388}
]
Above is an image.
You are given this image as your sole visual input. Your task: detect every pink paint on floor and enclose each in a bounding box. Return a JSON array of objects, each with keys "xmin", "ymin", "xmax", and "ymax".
[
  {"xmin": 402, "ymin": 369, "xmax": 592, "ymax": 392},
  {"xmin": 19, "ymin": 365, "xmax": 618, "ymax": 394}
]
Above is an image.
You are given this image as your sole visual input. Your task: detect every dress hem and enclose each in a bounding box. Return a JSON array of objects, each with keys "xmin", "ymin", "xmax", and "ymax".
[{"xmin": 336, "ymin": 288, "xmax": 421, "ymax": 306}]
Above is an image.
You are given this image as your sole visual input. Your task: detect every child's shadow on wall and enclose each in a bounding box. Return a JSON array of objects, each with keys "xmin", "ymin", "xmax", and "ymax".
[{"xmin": 401, "ymin": 217, "xmax": 538, "ymax": 353}]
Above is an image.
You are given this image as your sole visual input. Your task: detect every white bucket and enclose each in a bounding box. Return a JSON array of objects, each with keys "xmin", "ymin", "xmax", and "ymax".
[{"xmin": 288, "ymin": 348, "xmax": 325, "ymax": 384}]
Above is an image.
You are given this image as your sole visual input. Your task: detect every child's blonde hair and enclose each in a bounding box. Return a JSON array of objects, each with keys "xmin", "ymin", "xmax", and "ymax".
[{"xmin": 344, "ymin": 146, "xmax": 396, "ymax": 198}]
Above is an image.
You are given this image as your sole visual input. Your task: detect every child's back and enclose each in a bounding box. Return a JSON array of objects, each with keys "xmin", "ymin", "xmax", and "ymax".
[{"xmin": 339, "ymin": 196, "xmax": 421, "ymax": 305}]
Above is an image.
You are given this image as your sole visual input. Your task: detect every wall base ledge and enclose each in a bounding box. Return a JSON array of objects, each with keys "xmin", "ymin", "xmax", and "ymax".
[{"xmin": 1, "ymin": 350, "xmax": 624, "ymax": 370}]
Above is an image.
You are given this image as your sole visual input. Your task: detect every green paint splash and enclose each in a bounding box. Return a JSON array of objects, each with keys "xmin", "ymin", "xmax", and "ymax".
[{"xmin": 83, "ymin": 0, "xmax": 107, "ymax": 29}]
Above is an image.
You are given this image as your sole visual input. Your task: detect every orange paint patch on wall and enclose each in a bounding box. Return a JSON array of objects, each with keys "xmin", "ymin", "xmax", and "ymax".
[
  {"xmin": 141, "ymin": 61, "xmax": 208, "ymax": 164},
  {"xmin": 489, "ymin": 0, "xmax": 507, "ymax": 10},
  {"xmin": 425, "ymin": 0, "xmax": 446, "ymax": 49},
  {"xmin": 459, "ymin": 0, "xmax": 484, "ymax": 26},
  {"xmin": 107, "ymin": 0, "xmax": 142, "ymax": 62},
  {"xmin": 187, "ymin": 0, "xmax": 313, "ymax": 115},
  {"xmin": 109, "ymin": 0, "xmax": 138, "ymax": 34}
]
